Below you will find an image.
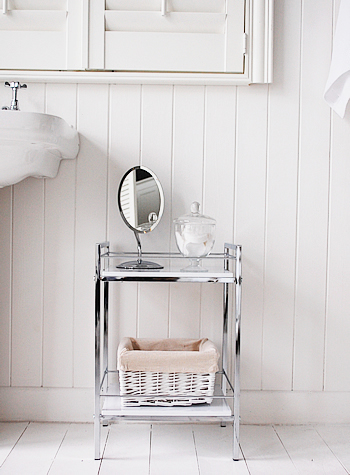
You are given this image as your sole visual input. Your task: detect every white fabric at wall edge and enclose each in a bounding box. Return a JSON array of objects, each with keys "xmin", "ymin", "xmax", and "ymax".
[{"xmin": 324, "ymin": 0, "xmax": 350, "ymax": 118}]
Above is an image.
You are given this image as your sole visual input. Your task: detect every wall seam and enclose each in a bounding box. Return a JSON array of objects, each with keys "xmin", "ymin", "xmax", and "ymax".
[
  {"xmin": 9, "ymin": 185, "xmax": 14, "ymax": 387},
  {"xmin": 41, "ymin": 83, "xmax": 48, "ymax": 388},
  {"xmin": 233, "ymin": 85, "xmax": 238, "ymax": 385},
  {"xmin": 261, "ymin": 83, "xmax": 270, "ymax": 391},
  {"xmin": 72, "ymin": 83, "xmax": 79, "ymax": 388},
  {"xmin": 137, "ymin": 85, "xmax": 143, "ymax": 338},
  {"xmin": 323, "ymin": 0, "xmax": 336, "ymax": 392},
  {"xmin": 233, "ymin": 86, "xmax": 238, "ymax": 245},
  {"xmin": 106, "ymin": 84, "xmax": 111, "ymax": 242},
  {"xmin": 199, "ymin": 86, "xmax": 207, "ymax": 338},
  {"xmin": 291, "ymin": 0, "xmax": 304, "ymax": 393},
  {"xmin": 167, "ymin": 85, "xmax": 175, "ymax": 338}
]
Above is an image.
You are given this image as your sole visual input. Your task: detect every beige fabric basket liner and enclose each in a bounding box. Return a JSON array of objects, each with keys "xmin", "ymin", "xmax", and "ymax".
[{"xmin": 117, "ymin": 337, "xmax": 219, "ymax": 374}]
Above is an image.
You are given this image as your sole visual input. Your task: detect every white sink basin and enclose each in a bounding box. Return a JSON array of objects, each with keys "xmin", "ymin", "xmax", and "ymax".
[{"xmin": 0, "ymin": 110, "xmax": 79, "ymax": 187}]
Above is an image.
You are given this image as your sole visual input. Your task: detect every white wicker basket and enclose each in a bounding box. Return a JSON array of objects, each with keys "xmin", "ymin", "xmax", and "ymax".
[
  {"xmin": 117, "ymin": 337, "xmax": 219, "ymax": 407},
  {"xmin": 119, "ymin": 370, "xmax": 216, "ymax": 407}
]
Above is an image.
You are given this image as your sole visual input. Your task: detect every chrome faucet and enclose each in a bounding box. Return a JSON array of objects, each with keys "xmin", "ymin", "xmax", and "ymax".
[{"xmin": 2, "ymin": 81, "xmax": 27, "ymax": 110}]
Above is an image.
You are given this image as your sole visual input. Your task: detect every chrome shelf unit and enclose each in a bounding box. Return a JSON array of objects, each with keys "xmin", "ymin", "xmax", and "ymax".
[{"xmin": 94, "ymin": 242, "xmax": 242, "ymax": 460}]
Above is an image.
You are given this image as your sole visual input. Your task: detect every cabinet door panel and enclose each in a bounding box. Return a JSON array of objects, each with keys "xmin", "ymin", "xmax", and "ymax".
[
  {"xmin": 0, "ymin": 1, "xmax": 83, "ymax": 70},
  {"xmin": 7, "ymin": 0, "xmax": 65, "ymax": 9},
  {"xmin": 101, "ymin": 0, "xmax": 245, "ymax": 73},
  {"xmin": 105, "ymin": 32, "xmax": 226, "ymax": 72},
  {"xmin": 105, "ymin": 12, "xmax": 225, "ymax": 33},
  {"xmin": 0, "ymin": 10, "xmax": 65, "ymax": 29},
  {"xmin": 0, "ymin": 31, "xmax": 66, "ymax": 70},
  {"xmin": 106, "ymin": 0, "xmax": 226, "ymax": 13}
]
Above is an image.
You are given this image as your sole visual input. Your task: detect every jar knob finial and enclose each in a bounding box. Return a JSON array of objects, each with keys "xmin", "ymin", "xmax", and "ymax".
[{"xmin": 191, "ymin": 201, "xmax": 200, "ymax": 214}]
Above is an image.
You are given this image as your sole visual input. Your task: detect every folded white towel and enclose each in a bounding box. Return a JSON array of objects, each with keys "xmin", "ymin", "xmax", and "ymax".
[{"xmin": 324, "ymin": 0, "xmax": 350, "ymax": 118}]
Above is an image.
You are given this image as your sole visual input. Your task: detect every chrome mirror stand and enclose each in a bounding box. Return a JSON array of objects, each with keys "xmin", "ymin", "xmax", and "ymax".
[{"xmin": 116, "ymin": 231, "xmax": 163, "ymax": 270}]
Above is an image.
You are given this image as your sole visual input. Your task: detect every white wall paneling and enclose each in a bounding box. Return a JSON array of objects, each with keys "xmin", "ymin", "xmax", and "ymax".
[
  {"xmin": 11, "ymin": 177, "xmax": 45, "ymax": 387},
  {"xmin": 108, "ymin": 85, "xmax": 141, "ymax": 361},
  {"xmin": 138, "ymin": 85, "xmax": 173, "ymax": 340},
  {"xmin": 0, "ymin": 186, "xmax": 12, "ymax": 387},
  {"xmin": 324, "ymin": 0, "xmax": 350, "ymax": 393},
  {"xmin": 11, "ymin": 83, "xmax": 46, "ymax": 387},
  {"xmin": 293, "ymin": 0, "xmax": 332, "ymax": 392},
  {"xmin": 262, "ymin": 0, "xmax": 301, "ymax": 391},
  {"xmin": 325, "ymin": 112, "xmax": 350, "ymax": 391},
  {"xmin": 73, "ymin": 84, "xmax": 109, "ymax": 388},
  {"xmin": 42, "ymin": 84, "xmax": 77, "ymax": 388},
  {"xmin": 201, "ymin": 86, "xmax": 236, "ymax": 354},
  {"xmin": 169, "ymin": 86, "xmax": 205, "ymax": 339},
  {"xmin": 139, "ymin": 85, "xmax": 173, "ymax": 254},
  {"xmin": 1, "ymin": 0, "xmax": 350, "ymax": 423},
  {"xmin": 235, "ymin": 84, "xmax": 268, "ymax": 390}
]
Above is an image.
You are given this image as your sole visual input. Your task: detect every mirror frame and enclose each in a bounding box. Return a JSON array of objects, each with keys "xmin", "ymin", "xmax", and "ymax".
[{"xmin": 117, "ymin": 165, "xmax": 164, "ymax": 234}]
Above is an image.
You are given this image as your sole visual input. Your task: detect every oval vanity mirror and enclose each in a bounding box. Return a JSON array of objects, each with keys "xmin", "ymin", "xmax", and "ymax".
[
  {"xmin": 118, "ymin": 166, "xmax": 164, "ymax": 233},
  {"xmin": 117, "ymin": 166, "xmax": 164, "ymax": 269}
]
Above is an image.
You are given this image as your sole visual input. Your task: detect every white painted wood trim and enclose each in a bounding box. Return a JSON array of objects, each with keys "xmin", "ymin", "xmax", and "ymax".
[
  {"xmin": 82, "ymin": 0, "xmax": 89, "ymax": 69},
  {"xmin": 0, "ymin": 388, "xmax": 94, "ymax": 422},
  {"xmin": 1, "ymin": 388, "xmax": 350, "ymax": 424},
  {"xmin": 88, "ymin": 0, "xmax": 104, "ymax": 69},
  {"xmin": 0, "ymin": 70, "xmax": 253, "ymax": 85},
  {"xmin": 249, "ymin": 0, "xmax": 274, "ymax": 83},
  {"xmin": 242, "ymin": 390, "xmax": 350, "ymax": 424}
]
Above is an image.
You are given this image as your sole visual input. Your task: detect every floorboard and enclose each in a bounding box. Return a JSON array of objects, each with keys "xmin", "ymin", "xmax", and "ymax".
[
  {"xmin": 240, "ymin": 425, "xmax": 297, "ymax": 474},
  {"xmin": 48, "ymin": 423, "xmax": 105, "ymax": 475},
  {"xmin": 0, "ymin": 422, "xmax": 69, "ymax": 475},
  {"xmin": 193, "ymin": 424, "xmax": 249, "ymax": 475},
  {"xmin": 99, "ymin": 423, "xmax": 151, "ymax": 475},
  {"xmin": 149, "ymin": 424, "xmax": 199, "ymax": 475},
  {"xmin": 275, "ymin": 425, "xmax": 349, "ymax": 474},
  {"xmin": 316, "ymin": 424, "xmax": 350, "ymax": 473},
  {"xmin": 1, "ymin": 422, "xmax": 350, "ymax": 474},
  {"xmin": 0, "ymin": 422, "xmax": 28, "ymax": 466}
]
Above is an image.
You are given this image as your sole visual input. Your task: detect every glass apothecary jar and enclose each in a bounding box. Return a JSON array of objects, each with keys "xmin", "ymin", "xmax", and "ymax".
[{"xmin": 174, "ymin": 202, "xmax": 216, "ymax": 272}]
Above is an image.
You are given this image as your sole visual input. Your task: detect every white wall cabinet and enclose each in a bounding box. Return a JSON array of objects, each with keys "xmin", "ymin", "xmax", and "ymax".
[{"xmin": 0, "ymin": 0, "xmax": 272, "ymax": 84}]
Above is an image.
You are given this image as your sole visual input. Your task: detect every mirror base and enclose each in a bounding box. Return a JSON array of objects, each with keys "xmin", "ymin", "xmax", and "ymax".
[{"xmin": 117, "ymin": 260, "xmax": 164, "ymax": 270}]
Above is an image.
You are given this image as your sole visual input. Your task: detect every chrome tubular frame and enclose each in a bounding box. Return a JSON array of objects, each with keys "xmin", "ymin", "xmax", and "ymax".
[
  {"xmin": 233, "ymin": 243, "xmax": 242, "ymax": 461},
  {"xmin": 94, "ymin": 242, "xmax": 109, "ymax": 460},
  {"xmin": 94, "ymin": 241, "xmax": 242, "ymax": 461}
]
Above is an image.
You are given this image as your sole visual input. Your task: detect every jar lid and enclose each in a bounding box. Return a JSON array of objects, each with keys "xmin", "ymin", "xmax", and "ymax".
[{"xmin": 173, "ymin": 201, "xmax": 216, "ymax": 226}]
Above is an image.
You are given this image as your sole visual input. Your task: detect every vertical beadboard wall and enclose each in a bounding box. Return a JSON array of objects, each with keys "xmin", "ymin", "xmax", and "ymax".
[{"xmin": 1, "ymin": 0, "xmax": 350, "ymax": 423}]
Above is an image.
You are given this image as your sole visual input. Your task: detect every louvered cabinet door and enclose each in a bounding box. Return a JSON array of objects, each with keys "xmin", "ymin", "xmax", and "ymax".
[
  {"xmin": 89, "ymin": 0, "xmax": 246, "ymax": 73},
  {"xmin": 0, "ymin": 0, "xmax": 83, "ymax": 70}
]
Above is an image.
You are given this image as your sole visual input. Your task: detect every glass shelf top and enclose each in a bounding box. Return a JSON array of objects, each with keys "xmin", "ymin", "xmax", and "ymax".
[{"xmin": 98, "ymin": 248, "xmax": 238, "ymax": 282}]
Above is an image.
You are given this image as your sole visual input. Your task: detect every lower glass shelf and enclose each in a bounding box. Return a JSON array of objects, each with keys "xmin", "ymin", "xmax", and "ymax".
[{"xmin": 99, "ymin": 371, "xmax": 234, "ymax": 420}]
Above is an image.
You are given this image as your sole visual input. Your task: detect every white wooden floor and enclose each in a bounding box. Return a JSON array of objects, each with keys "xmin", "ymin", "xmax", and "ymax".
[{"xmin": 1, "ymin": 422, "xmax": 350, "ymax": 474}]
